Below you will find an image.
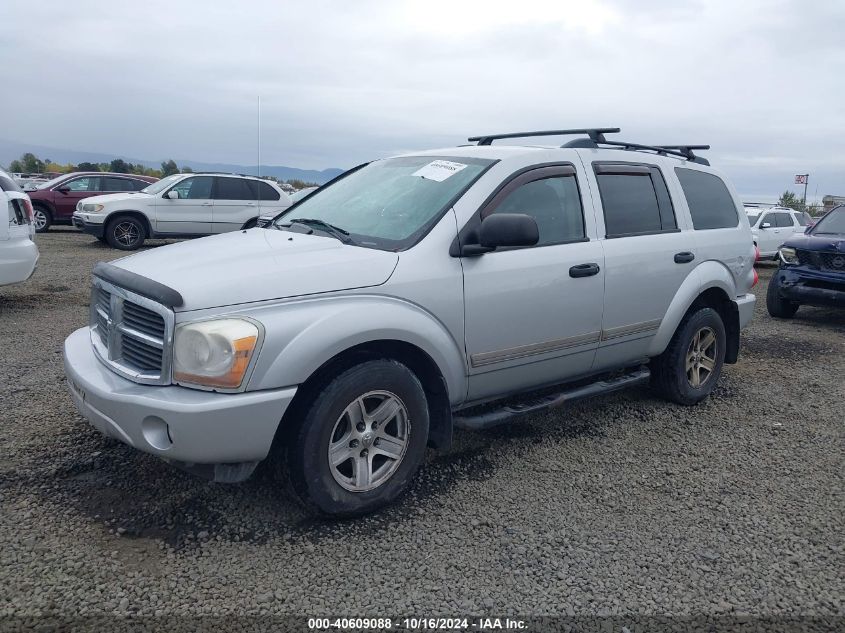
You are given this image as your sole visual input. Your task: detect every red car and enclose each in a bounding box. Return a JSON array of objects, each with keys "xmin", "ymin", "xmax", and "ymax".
[{"xmin": 28, "ymin": 172, "xmax": 158, "ymax": 232}]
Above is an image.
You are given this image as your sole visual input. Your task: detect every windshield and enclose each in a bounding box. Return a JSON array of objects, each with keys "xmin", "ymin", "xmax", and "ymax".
[
  {"xmin": 810, "ymin": 207, "xmax": 845, "ymax": 235},
  {"xmin": 141, "ymin": 173, "xmax": 184, "ymax": 195},
  {"xmin": 746, "ymin": 213, "xmax": 760, "ymax": 226},
  {"xmin": 274, "ymin": 156, "xmax": 494, "ymax": 249},
  {"xmin": 37, "ymin": 174, "xmax": 71, "ymax": 190}
]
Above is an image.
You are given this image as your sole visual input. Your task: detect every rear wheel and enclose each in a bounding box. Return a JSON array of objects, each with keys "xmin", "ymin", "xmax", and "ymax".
[
  {"xmin": 105, "ymin": 215, "xmax": 146, "ymax": 250},
  {"xmin": 283, "ymin": 359, "xmax": 429, "ymax": 517},
  {"xmin": 766, "ymin": 273, "xmax": 799, "ymax": 318},
  {"xmin": 33, "ymin": 207, "xmax": 51, "ymax": 233},
  {"xmin": 651, "ymin": 307, "xmax": 726, "ymax": 405}
]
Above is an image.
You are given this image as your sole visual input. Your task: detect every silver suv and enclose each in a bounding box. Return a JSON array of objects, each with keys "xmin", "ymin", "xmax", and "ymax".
[{"xmin": 63, "ymin": 128, "xmax": 757, "ymax": 516}]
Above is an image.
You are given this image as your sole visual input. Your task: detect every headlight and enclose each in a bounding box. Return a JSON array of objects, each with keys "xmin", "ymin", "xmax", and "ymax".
[
  {"xmin": 82, "ymin": 204, "xmax": 104, "ymax": 213},
  {"xmin": 779, "ymin": 247, "xmax": 798, "ymax": 265},
  {"xmin": 173, "ymin": 318, "xmax": 261, "ymax": 389}
]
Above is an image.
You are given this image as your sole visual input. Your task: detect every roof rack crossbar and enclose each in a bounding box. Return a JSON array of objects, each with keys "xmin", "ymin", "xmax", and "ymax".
[
  {"xmin": 653, "ymin": 144, "xmax": 711, "ymax": 160},
  {"xmin": 598, "ymin": 140, "xmax": 711, "ymax": 165},
  {"xmin": 468, "ymin": 127, "xmax": 620, "ymax": 146}
]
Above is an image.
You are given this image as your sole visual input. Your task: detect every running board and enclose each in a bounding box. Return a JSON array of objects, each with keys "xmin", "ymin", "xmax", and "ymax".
[{"xmin": 453, "ymin": 367, "xmax": 651, "ymax": 431}]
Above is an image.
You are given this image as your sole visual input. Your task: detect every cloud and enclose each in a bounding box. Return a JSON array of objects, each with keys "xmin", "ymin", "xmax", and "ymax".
[{"xmin": 1, "ymin": 0, "xmax": 843, "ymax": 198}]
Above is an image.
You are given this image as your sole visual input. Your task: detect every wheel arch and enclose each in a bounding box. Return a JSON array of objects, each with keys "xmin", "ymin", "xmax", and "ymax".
[
  {"xmin": 649, "ymin": 262, "xmax": 741, "ymax": 364},
  {"xmin": 106, "ymin": 210, "xmax": 152, "ymax": 237},
  {"xmin": 276, "ymin": 339, "xmax": 453, "ymax": 451}
]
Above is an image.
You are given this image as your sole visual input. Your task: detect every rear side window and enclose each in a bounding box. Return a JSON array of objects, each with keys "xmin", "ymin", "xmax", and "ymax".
[
  {"xmin": 0, "ymin": 173, "xmax": 23, "ymax": 192},
  {"xmin": 131, "ymin": 179, "xmax": 150, "ymax": 191},
  {"xmin": 793, "ymin": 212, "xmax": 809, "ymax": 226},
  {"xmin": 594, "ymin": 163, "xmax": 676, "ymax": 237},
  {"xmin": 775, "ymin": 212, "xmax": 794, "ymax": 228},
  {"xmin": 214, "ymin": 177, "xmax": 253, "ymax": 200},
  {"xmin": 675, "ymin": 168, "xmax": 739, "ymax": 230},
  {"xmin": 102, "ymin": 177, "xmax": 135, "ymax": 192}
]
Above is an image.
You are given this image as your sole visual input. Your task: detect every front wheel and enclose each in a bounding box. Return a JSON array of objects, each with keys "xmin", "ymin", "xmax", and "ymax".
[
  {"xmin": 283, "ymin": 359, "xmax": 429, "ymax": 517},
  {"xmin": 766, "ymin": 273, "xmax": 799, "ymax": 319},
  {"xmin": 651, "ymin": 307, "xmax": 726, "ymax": 405},
  {"xmin": 105, "ymin": 216, "xmax": 146, "ymax": 250}
]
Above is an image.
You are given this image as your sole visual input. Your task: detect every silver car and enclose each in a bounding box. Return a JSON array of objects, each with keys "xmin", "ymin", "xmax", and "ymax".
[{"xmin": 63, "ymin": 128, "xmax": 757, "ymax": 516}]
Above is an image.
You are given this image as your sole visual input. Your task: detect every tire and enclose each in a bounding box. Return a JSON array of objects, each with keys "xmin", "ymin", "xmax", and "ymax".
[
  {"xmin": 96, "ymin": 236, "xmax": 107, "ymax": 243},
  {"xmin": 33, "ymin": 206, "xmax": 51, "ymax": 233},
  {"xmin": 766, "ymin": 273, "xmax": 799, "ymax": 319},
  {"xmin": 105, "ymin": 215, "xmax": 146, "ymax": 251},
  {"xmin": 651, "ymin": 307, "xmax": 726, "ymax": 406},
  {"xmin": 283, "ymin": 359, "xmax": 429, "ymax": 517}
]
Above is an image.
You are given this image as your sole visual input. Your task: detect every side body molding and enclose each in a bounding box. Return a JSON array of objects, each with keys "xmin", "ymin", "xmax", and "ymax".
[
  {"xmin": 243, "ymin": 295, "xmax": 468, "ymax": 405},
  {"xmin": 646, "ymin": 260, "xmax": 738, "ymax": 357}
]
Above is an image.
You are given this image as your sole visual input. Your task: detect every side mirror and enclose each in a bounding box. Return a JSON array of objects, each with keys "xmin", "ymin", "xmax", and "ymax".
[
  {"xmin": 56, "ymin": 186, "xmax": 70, "ymax": 194},
  {"xmin": 165, "ymin": 190, "xmax": 179, "ymax": 200},
  {"xmin": 760, "ymin": 222, "xmax": 771, "ymax": 229},
  {"xmin": 460, "ymin": 213, "xmax": 539, "ymax": 256}
]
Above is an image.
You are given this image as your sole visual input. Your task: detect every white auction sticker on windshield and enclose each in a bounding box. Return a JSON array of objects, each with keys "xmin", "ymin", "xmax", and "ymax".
[{"xmin": 412, "ymin": 160, "xmax": 468, "ymax": 182}]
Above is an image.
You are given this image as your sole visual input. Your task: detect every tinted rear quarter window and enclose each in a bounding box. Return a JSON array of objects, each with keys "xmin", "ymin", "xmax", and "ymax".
[
  {"xmin": 594, "ymin": 164, "xmax": 676, "ymax": 237},
  {"xmin": 246, "ymin": 180, "xmax": 281, "ymax": 201},
  {"xmin": 675, "ymin": 168, "xmax": 739, "ymax": 230},
  {"xmin": 215, "ymin": 177, "xmax": 253, "ymax": 200},
  {"xmin": 793, "ymin": 212, "xmax": 808, "ymax": 226}
]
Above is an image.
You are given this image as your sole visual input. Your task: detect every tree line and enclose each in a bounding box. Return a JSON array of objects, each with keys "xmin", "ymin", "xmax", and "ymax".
[
  {"xmin": 4, "ymin": 152, "xmax": 318, "ymax": 188},
  {"xmin": 777, "ymin": 191, "xmax": 824, "ymax": 216},
  {"xmin": 5, "ymin": 153, "xmax": 190, "ymax": 178}
]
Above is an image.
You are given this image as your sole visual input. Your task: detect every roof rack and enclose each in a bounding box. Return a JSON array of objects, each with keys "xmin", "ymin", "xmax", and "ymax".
[
  {"xmin": 466, "ymin": 127, "xmax": 711, "ymax": 165},
  {"xmin": 468, "ymin": 128, "xmax": 620, "ymax": 146}
]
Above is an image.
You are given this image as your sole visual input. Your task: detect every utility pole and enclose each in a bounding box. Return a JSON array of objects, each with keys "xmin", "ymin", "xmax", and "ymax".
[{"xmin": 257, "ymin": 95, "xmax": 261, "ymax": 179}]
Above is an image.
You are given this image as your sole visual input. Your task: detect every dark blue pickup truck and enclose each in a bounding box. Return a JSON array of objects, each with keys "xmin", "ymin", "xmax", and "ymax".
[{"xmin": 767, "ymin": 205, "xmax": 845, "ymax": 318}]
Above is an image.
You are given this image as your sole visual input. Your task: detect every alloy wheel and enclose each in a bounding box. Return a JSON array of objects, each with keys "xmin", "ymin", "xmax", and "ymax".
[
  {"xmin": 114, "ymin": 221, "xmax": 140, "ymax": 247},
  {"xmin": 327, "ymin": 390, "xmax": 410, "ymax": 492},
  {"xmin": 33, "ymin": 209, "xmax": 47, "ymax": 231},
  {"xmin": 686, "ymin": 326, "xmax": 717, "ymax": 388}
]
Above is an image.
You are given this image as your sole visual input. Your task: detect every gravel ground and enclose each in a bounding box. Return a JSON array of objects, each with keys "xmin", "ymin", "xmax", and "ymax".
[{"xmin": 1, "ymin": 228, "xmax": 843, "ymax": 627}]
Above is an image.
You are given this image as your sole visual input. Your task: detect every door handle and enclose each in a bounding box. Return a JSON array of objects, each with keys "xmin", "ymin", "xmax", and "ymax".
[
  {"xmin": 569, "ymin": 263, "xmax": 600, "ymax": 278},
  {"xmin": 674, "ymin": 252, "xmax": 695, "ymax": 264},
  {"xmin": 201, "ymin": 202, "xmax": 212, "ymax": 206}
]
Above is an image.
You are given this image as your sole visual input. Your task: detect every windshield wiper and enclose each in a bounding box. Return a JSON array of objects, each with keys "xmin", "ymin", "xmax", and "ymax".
[{"xmin": 284, "ymin": 218, "xmax": 352, "ymax": 243}]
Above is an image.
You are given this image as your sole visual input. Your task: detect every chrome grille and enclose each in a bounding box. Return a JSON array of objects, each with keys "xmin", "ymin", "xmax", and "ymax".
[{"xmin": 89, "ymin": 277, "xmax": 174, "ymax": 385}]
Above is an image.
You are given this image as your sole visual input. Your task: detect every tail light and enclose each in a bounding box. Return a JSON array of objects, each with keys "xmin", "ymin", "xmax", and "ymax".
[
  {"xmin": 754, "ymin": 245, "xmax": 761, "ymax": 262},
  {"xmin": 752, "ymin": 268, "xmax": 759, "ymax": 288},
  {"xmin": 23, "ymin": 198, "xmax": 34, "ymax": 224}
]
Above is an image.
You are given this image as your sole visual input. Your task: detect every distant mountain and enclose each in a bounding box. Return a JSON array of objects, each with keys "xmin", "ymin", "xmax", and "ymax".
[{"xmin": 0, "ymin": 139, "xmax": 344, "ymax": 184}]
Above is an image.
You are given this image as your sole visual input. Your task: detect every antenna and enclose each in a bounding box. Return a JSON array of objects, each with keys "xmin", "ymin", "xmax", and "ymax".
[{"xmin": 257, "ymin": 96, "xmax": 262, "ymax": 219}]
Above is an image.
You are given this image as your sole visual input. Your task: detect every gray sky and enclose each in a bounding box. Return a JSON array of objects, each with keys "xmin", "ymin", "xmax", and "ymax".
[{"xmin": 2, "ymin": 0, "xmax": 843, "ymax": 200}]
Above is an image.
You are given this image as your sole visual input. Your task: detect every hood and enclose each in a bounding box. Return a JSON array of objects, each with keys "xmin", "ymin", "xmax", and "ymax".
[
  {"xmin": 783, "ymin": 233, "xmax": 845, "ymax": 253},
  {"xmin": 113, "ymin": 228, "xmax": 399, "ymax": 311},
  {"xmin": 84, "ymin": 192, "xmax": 152, "ymax": 206}
]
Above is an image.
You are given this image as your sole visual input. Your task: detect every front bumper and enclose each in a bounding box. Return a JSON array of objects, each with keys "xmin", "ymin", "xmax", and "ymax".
[
  {"xmin": 63, "ymin": 327, "xmax": 297, "ymax": 477},
  {"xmin": 72, "ymin": 214, "xmax": 105, "ymax": 238},
  {"xmin": 0, "ymin": 238, "xmax": 39, "ymax": 286},
  {"xmin": 775, "ymin": 268, "xmax": 845, "ymax": 308}
]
